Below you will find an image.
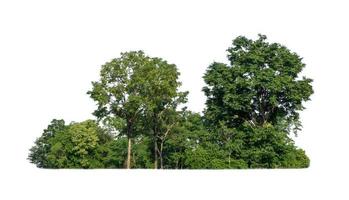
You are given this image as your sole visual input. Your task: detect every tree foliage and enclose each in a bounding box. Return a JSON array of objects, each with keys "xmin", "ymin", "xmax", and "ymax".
[
  {"xmin": 29, "ymin": 35, "xmax": 313, "ymax": 169},
  {"xmin": 28, "ymin": 119, "xmax": 66, "ymax": 168},
  {"xmin": 28, "ymin": 119, "xmax": 113, "ymax": 168},
  {"xmin": 202, "ymin": 34, "xmax": 313, "ymax": 168},
  {"xmin": 204, "ymin": 34, "xmax": 313, "ymax": 133},
  {"xmin": 131, "ymin": 56, "xmax": 188, "ymax": 168},
  {"xmin": 87, "ymin": 51, "xmax": 148, "ymax": 168}
]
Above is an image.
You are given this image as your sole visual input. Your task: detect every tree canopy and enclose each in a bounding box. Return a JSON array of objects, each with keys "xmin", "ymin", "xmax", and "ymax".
[
  {"xmin": 202, "ymin": 34, "xmax": 313, "ymax": 168},
  {"xmin": 87, "ymin": 51, "xmax": 150, "ymax": 168},
  {"xmin": 28, "ymin": 119, "xmax": 113, "ymax": 168},
  {"xmin": 29, "ymin": 35, "xmax": 313, "ymax": 169}
]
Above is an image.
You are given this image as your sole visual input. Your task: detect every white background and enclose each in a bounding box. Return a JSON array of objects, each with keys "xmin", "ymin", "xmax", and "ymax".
[{"xmin": 0, "ymin": 0, "xmax": 348, "ymax": 199}]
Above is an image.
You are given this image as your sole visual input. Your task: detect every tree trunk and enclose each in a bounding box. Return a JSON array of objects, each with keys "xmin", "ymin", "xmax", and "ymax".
[
  {"xmin": 126, "ymin": 122, "xmax": 132, "ymax": 169},
  {"xmin": 126, "ymin": 137, "xmax": 132, "ymax": 169},
  {"xmin": 228, "ymin": 152, "xmax": 231, "ymax": 168},
  {"xmin": 154, "ymin": 139, "xmax": 158, "ymax": 169},
  {"xmin": 160, "ymin": 142, "xmax": 164, "ymax": 169},
  {"xmin": 153, "ymin": 119, "xmax": 158, "ymax": 169}
]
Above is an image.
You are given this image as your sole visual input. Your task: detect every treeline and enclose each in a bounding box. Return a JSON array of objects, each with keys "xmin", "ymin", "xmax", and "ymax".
[{"xmin": 28, "ymin": 35, "xmax": 313, "ymax": 169}]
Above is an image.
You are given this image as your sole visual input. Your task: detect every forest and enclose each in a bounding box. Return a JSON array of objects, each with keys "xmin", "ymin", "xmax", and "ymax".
[{"xmin": 28, "ymin": 35, "xmax": 313, "ymax": 169}]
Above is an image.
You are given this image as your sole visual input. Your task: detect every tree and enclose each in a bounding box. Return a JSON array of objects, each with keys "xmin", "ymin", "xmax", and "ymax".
[
  {"xmin": 28, "ymin": 119, "xmax": 66, "ymax": 168},
  {"xmin": 88, "ymin": 51, "xmax": 148, "ymax": 168},
  {"xmin": 236, "ymin": 123, "xmax": 309, "ymax": 168},
  {"xmin": 131, "ymin": 55, "xmax": 188, "ymax": 168},
  {"xmin": 29, "ymin": 35, "xmax": 313, "ymax": 169},
  {"xmin": 28, "ymin": 119, "xmax": 113, "ymax": 168},
  {"xmin": 204, "ymin": 34, "xmax": 313, "ymax": 131},
  {"xmin": 162, "ymin": 111, "xmax": 245, "ymax": 169},
  {"xmin": 161, "ymin": 111, "xmax": 207, "ymax": 169},
  {"xmin": 66, "ymin": 120, "xmax": 102, "ymax": 168},
  {"xmin": 103, "ymin": 135, "xmax": 153, "ymax": 168},
  {"xmin": 203, "ymin": 34, "xmax": 313, "ymax": 168}
]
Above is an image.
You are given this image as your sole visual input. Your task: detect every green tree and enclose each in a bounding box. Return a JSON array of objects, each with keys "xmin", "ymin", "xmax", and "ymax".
[
  {"xmin": 204, "ymin": 34, "xmax": 313, "ymax": 131},
  {"xmin": 203, "ymin": 34, "xmax": 313, "ymax": 168},
  {"xmin": 131, "ymin": 56, "xmax": 188, "ymax": 168},
  {"xmin": 29, "ymin": 35, "xmax": 313, "ymax": 169},
  {"xmin": 88, "ymin": 51, "xmax": 148, "ymax": 168},
  {"xmin": 162, "ymin": 111, "xmax": 243, "ymax": 169},
  {"xmin": 131, "ymin": 135, "xmax": 153, "ymax": 168},
  {"xmin": 162, "ymin": 111, "xmax": 206, "ymax": 169},
  {"xmin": 102, "ymin": 137, "xmax": 128, "ymax": 168},
  {"xmin": 236, "ymin": 123, "xmax": 309, "ymax": 168},
  {"xmin": 28, "ymin": 119, "xmax": 113, "ymax": 168},
  {"xmin": 103, "ymin": 135, "xmax": 153, "ymax": 168},
  {"xmin": 28, "ymin": 119, "xmax": 66, "ymax": 168}
]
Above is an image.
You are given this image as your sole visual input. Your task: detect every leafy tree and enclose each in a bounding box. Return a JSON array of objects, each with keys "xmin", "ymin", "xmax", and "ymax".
[
  {"xmin": 131, "ymin": 135, "xmax": 153, "ymax": 168},
  {"xmin": 202, "ymin": 34, "xmax": 313, "ymax": 168},
  {"xmin": 88, "ymin": 51, "xmax": 187, "ymax": 169},
  {"xmin": 29, "ymin": 35, "xmax": 313, "ymax": 169},
  {"xmin": 203, "ymin": 34, "xmax": 313, "ymax": 132},
  {"xmin": 88, "ymin": 51, "xmax": 148, "ymax": 168},
  {"xmin": 163, "ymin": 111, "xmax": 244, "ymax": 169},
  {"xmin": 28, "ymin": 119, "xmax": 113, "ymax": 168},
  {"xmin": 131, "ymin": 55, "xmax": 188, "ymax": 168},
  {"xmin": 235, "ymin": 123, "xmax": 309, "ymax": 168},
  {"xmin": 103, "ymin": 135, "xmax": 153, "ymax": 168},
  {"xmin": 67, "ymin": 120, "xmax": 101, "ymax": 168},
  {"xmin": 102, "ymin": 137, "xmax": 128, "ymax": 168},
  {"xmin": 162, "ymin": 111, "xmax": 207, "ymax": 169},
  {"xmin": 28, "ymin": 119, "xmax": 66, "ymax": 168}
]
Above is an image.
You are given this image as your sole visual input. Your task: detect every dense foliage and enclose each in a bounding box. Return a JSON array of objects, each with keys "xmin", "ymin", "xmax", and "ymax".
[
  {"xmin": 29, "ymin": 35, "xmax": 313, "ymax": 169},
  {"xmin": 28, "ymin": 119, "xmax": 113, "ymax": 168}
]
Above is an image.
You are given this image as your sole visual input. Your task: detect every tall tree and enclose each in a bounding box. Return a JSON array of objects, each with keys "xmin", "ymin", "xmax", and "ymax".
[
  {"xmin": 88, "ymin": 51, "xmax": 147, "ymax": 168},
  {"xmin": 203, "ymin": 34, "xmax": 313, "ymax": 168},
  {"xmin": 131, "ymin": 56, "xmax": 188, "ymax": 168},
  {"xmin": 203, "ymin": 34, "xmax": 313, "ymax": 132}
]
